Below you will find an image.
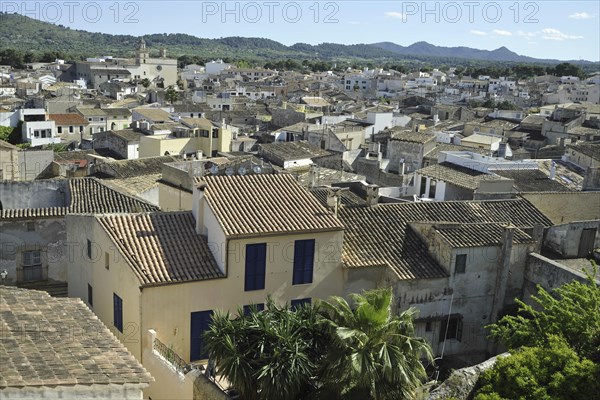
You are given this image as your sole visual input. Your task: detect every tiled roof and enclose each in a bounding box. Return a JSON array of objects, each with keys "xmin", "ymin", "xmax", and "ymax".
[
  {"xmin": 108, "ymin": 129, "xmax": 142, "ymax": 142},
  {"xmin": 94, "ymin": 156, "xmax": 179, "ymax": 178},
  {"xmin": 309, "ymin": 188, "xmax": 367, "ymax": 206},
  {"xmin": 0, "ymin": 287, "xmax": 152, "ymax": 388},
  {"xmin": 258, "ymin": 141, "xmax": 330, "ymax": 161},
  {"xmin": 567, "ymin": 142, "xmax": 600, "ymax": 161},
  {"xmin": 104, "ymin": 107, "xmax": 132, "ymax": 116},
  {"xmin": 76, "ymin": 107, "xmax": 108, "ymax": 117},
  {"xmin": 68, "ymin": 178, "xmax": 158, "ymax": 214},
  {"xmin": 390, "ymin": 130, "xmax": 435, "ymax": 143},
  {"xmin": 203, "ymin": 174, "xmax": 344, "ymax": 238},
  {"xmin": 97, "ymin": 212, "xmax": 223, "ymax": 286},
  {"xmin": 417, "ymin": 162, "xmax": 511, "ymax": 190},
  {"xmin": 0, "ymin": 207, "xmax": 68, "ymax": 220},
  {"xmin": 48, "ymin": 113, "xmax": 89, "ymax": 126},
  {"xmin": 423, "ymin": 223, "xmax": 535, "ymax": 248},
  {"xmin": 338, "ymin": 199, "xmax": 551, "ymax": 280},
  {"xmin": 133, "ymin": 108, "xmax": 171, "ymax": 122},
  {"xmin": 101, "ymin": 174, "xmax": 161, "ymax": 197},
  {"xmin": 493, "ymin": 169, "xmax": 571, "ymax": 192}
]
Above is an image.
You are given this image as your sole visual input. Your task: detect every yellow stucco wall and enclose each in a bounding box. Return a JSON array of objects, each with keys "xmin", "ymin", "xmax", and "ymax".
[{"xmin": 66, "ymin": 214, "xmax": 143, "ymax": 361}]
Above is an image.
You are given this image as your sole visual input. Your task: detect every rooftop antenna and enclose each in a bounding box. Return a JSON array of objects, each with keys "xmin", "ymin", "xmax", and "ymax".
[
  {"xmin": 225, "ymin": 167, "xmax": 234, "ymax": 176},
  {"xmin": 210, "ymin": 164, "xmax": 219, "ymax": 175},
  {"xmin": 238, "ymin": 166, "xmax": 247, "ymax": 176},
  {"xmin": 253, "ymin": 165, "xmax": 262, "ymax": 174}
]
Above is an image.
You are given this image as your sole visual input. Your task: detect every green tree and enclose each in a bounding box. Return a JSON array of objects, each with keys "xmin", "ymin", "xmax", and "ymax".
[
  {"xmin": 474, "ymin": 336, "xmax": 600, "ymax": 400},
  {"xmin": 0, "ymin": 125, "xmax": 21, "ymax": 145},
  {"xmin": 317, "ymin": 288, "xmax": 433, "ymax": 400},
  {"xmin": 488, "ymin": 270, "xmax": 600, "ymax": 361},
  {"xmin": 140, "ymin": 78, "xmax": 151, "ymax": 89},
  {"xmin": 204, "ymin": 298, "xmax": 327, "ymax": 400},
  {"xmin": 204, "ymin": 289, "xmax": 432, "ymax": 400},
  {"xmin": 0, "ymin": 126, "xmax": 13, "ymax": 142},
  {"xmin": 164, "ymin": 85, "xmax": 179, "ymax": 104}
]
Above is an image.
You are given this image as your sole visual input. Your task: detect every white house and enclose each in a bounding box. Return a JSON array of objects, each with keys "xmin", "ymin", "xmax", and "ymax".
[{"xmin": 19, "ymin": 109, "xmax": 59, "ymax": 146}]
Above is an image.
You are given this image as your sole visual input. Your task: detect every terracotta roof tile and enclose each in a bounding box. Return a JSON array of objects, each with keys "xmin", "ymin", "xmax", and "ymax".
[
  {"xmin": 203, "ymin": 174, "xmax": 344, "ymax": 238},
  {"xmin": 97, "ymin": 212, "xmax": 223, "ymax": 286},
  {"xmin": 420, "ymin": 222, "xmax": 535, "ymax": 248},
  {"xmin": 338, "ymin": 199, "xmax": 551, "ymax": 280},
  {"xmin": 416, "ymin": 162, "xmax": 512, "ymax": 190},
  {"xmin": 0, "ymin": 287, "xmax": 152, "ymax": 388},
  {"xmin": 68, "ymin": 178, "xmax": 158, "ymax": 213},
  {"xmin": 48, "ymin": 113, "xmax": 89, "ymax": 126}
]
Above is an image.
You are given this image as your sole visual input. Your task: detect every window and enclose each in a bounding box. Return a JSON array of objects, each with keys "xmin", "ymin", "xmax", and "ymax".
[
  {"xmin": 190, "ymin": 310, "xmax": 213, "ymax": 361},
  {"xmin": 429, "ymin": 179, "xmax": 437, "ymax": 198},
  {"xmin": 293, "ymin": 239, "xmax": 315, "ymax": 285},
  {"xmin": 57, "ymin": 126, "xmax": 62, "ymax": 134},
  {"xmin": 87, "ymin": 239, "xmax": 92, "ymax": 259},
  {"xmin": 88, "ymin": 284, "xmax": 93, "ymax": 307},
  {"xmin": 105, "ymin": 252, "xmax": 110, "ymax": 270},
  {"xmin": 113, "ymin": 293, "xmax": 123, "ymax": 333},
  {"xmin": 440, "ymin": 316, "xmax": 463, "ymax": 341},
  {"xmin": 291, "ymin": 298, "xmax": 311, "ymax": 310},
  {"xmin": 243, "ymin": 303, "xmax": 265, "ymax": 316},
  {"xmin": 245, "ymin": 243, "xmax": 266, "ymax": 291},
  {"xmin": 425, "ymin": 321, "xmax": 432, "ymax": 332},
  {"xmin": 21, "ymin": 251, "xmax": 42, "ymax": 281},
  {"xmin": 455, "ymin": 254, "xmax": 467, "ymax": 274}
]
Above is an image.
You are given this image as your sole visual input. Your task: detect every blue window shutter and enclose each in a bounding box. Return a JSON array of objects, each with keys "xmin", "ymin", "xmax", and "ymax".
[
  {"xmin": 293, "ymin": 240, "xmax": 315, "ymax": 285},
  {"xmin": 256, "ymin": 244, "xmax": 266, "ymax": 290},
  {"xmin": 190, "ymin": 310, "xmax": 214, "ymax": 361},
  {"xmin": 113, "ymin": 293, "xmax": 123, "ymax": 333},
  {"xmin": 245, "ymin": 244, "xmax": 266, "ymax": 291}
]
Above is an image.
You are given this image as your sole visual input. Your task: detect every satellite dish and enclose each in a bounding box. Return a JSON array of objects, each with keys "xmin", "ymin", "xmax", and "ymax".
[
  {"xmin": 253, "ymin": 166, "xmax": 261, "ymax": 174},
  {"xmin": 225, "ymin": 167, "xmax": 234, "ymax": 176},
  {"xmin": 210, "ymin": 164, "xmax": 219, "ymax": 175},
  {"xmin": 238, "ymin": 166, "xmax": 247, "ymax": 176}
]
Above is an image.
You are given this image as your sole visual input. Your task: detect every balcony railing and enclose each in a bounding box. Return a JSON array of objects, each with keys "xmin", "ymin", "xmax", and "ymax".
[{"xmin": 153, "ymin": 336, "xmax": 194, "ymax": 375}]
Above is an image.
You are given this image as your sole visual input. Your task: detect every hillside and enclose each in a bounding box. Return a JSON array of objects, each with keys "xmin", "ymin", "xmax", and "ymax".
[
  {"xmin": 0, "ymin": 12, "xmax": 597, "ymax": 68},
  {"xmin": 371, "ymin": 41, "xmax": 544, "ymax": 63}
]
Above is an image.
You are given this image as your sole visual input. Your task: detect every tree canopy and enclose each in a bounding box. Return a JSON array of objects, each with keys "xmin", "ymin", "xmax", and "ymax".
[
  {"xmin": 475, "ymin": 268, "xmax": 600, "ymax": 399},
  {"xmin": 203, "ymin": 288, "xmax": 432, "ymax": 400}
]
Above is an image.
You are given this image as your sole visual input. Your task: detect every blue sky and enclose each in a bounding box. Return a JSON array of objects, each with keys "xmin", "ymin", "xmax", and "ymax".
[{"xmin": 7, "ymin": 1, "xmax": 600, "ymax": 61}]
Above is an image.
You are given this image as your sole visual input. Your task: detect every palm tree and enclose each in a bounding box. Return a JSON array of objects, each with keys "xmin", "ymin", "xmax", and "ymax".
[
  {"xmin": 204, "ymin": 298, "xmax": 327, "ymax": 400},
  {"xmin": 316, "ymin": 288, "xmax": 433, "ymax": 400}
]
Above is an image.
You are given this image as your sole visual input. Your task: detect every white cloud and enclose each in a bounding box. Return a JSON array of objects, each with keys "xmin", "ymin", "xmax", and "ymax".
[
  {"xmin": 492, "ymin": 29, "xmax": 512, "ymax": 36},
  {"xmin": 541, "ymin": 28, "xmax": 584, "ymax": 41},
  {"xmin": 385, "ymin": 12, "xmax": 405, "ymax": 19},
  {"xmin": 470, "ymin": 30, "xmax": 488, "ymax": 36},
  {"xmin": 517, "ymin": 30, "xmax": 538, "ymax": 40},
  {"xmin": 569, "ymin": 12, "xmax": 595, "ymax": 19}
]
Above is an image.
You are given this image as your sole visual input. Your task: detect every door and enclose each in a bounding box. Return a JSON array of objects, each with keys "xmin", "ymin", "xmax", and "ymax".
[
  {"xmin": 190, "ymin": 310, "xmax": 213, "ymax": 361},
  {"xmin": 578, "ymin": 228, "xmax": 597, "ymax": 257}
]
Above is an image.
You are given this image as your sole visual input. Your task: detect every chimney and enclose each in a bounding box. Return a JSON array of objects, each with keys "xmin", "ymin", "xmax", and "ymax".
[
  {"xmin": 326, "ymin": 188, "xmax": 341, "ymax": 216},
  {"xmin": 366, "ymin": 184, "xmax": 379, "ymax": 206},
  {"xmin": 532, "ymin": 224, "xmax": 545, "ymax": 253},
  {"xmin": 308, "ymin": 164, "xmax": 318, "ymax": 188},
  {"xmin": 192, "ymin": 181, "xmax": 207, "ymax": 235}
]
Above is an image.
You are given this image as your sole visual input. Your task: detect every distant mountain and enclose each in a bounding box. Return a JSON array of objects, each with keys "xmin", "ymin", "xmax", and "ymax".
[
  {"xmin": 0, "ymin": 13, "xmax": 596, "ymax": 66},
  {"xmin": 372, "ymin": 41, "xmax": 547, "ymax": 63}
]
